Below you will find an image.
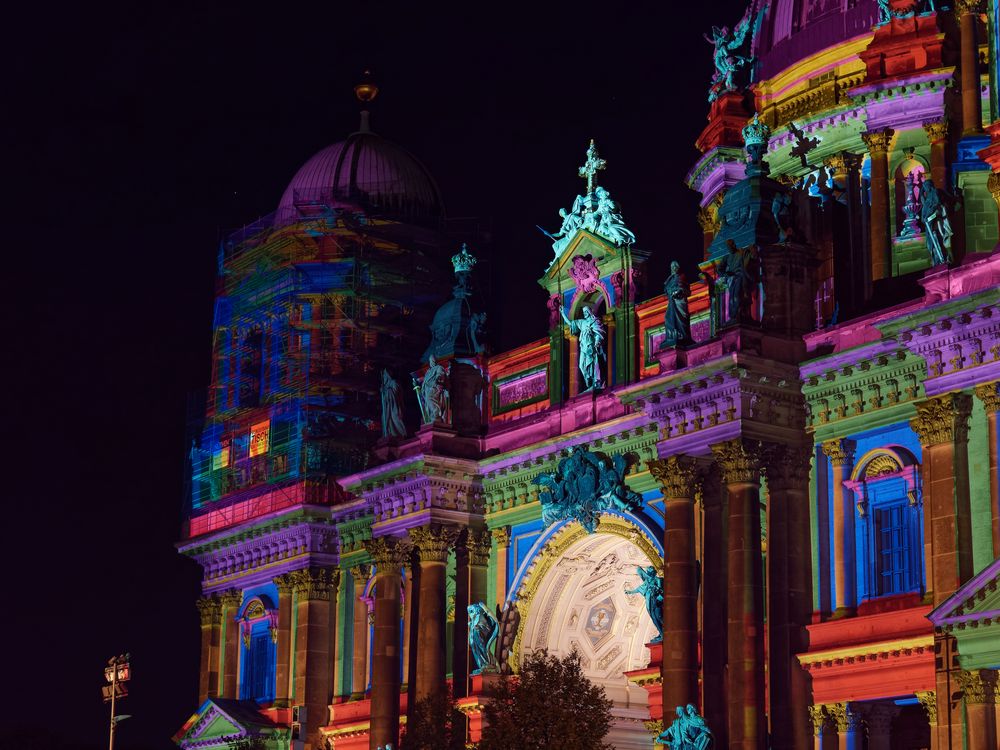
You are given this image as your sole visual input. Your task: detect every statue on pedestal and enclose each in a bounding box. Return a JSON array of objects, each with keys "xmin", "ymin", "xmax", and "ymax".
[
  {"xmin": 704, "ymin": 11, "xmax": 755, "ymax": 101},
  {"xmin": 467, "ymin": 602, "xmax": 500, "ymax": 673},
  {"xmin": 624, "ymin": 565, "xmax": 664, "ymax": 643},
  {"xmin": 560, "ymin": 305, "xmax": 606, "ymax": 392},
  {"xmin": 656, "ymin": 704, "xmax": 714, "ymax": 749},
  {"xmin": 717, "ymin": 239, "xmax": 758, "ymax": 325},
  {"xmin": 379, "ymin": 369, "xmax": 407, "ymax": 439},
  {"xmin": 415, "ymin": 355, "xmax": 449, "ymax": 424},
  {"xmin": 920, "ymin": 178, "xmax": 955, "ymax": 266},
  {"xmin": 662, "ymin": 261, "xmax": 691, "ymax": 348}
]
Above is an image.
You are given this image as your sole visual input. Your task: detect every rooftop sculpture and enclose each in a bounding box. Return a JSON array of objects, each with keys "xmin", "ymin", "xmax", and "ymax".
[{"xmin": 704, "ymin": 7, "xmax": 759, "ymax": 102}]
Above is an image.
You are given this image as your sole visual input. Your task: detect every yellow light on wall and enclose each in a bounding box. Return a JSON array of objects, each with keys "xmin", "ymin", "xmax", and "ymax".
[{"xmin": 249, "ymin": 421, "xmax": 270, "ymax": 457}]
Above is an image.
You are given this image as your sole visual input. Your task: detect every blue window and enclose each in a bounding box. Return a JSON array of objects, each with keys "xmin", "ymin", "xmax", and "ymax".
[
  {"xmin": 240, "ymin": 624, "xmax": 276, "ymax": 704},
  {"xmin": 875, "ymin": 503, "xmax": 909, "ymax": 596}
]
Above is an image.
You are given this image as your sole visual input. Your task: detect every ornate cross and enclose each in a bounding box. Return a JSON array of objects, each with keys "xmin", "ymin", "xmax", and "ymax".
[{"xmin": 578, "ymin": 139, "xmax": 606, "ymax": 195}]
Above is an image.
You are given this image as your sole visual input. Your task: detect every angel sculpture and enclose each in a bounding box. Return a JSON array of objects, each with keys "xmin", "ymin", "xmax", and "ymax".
[
  {"xmin": 625, "ymin": 565, "xmax": 664, "ymax": 643},
  {"xmin": 704, "ymin": 13, "xmax": 754, "ymax": 102},
  {"xmin": 591, "ymin": 186, "xmax": 636, "ymax": 246},
  {"xmin": 468, "ymin": 602, "xmax": 500, "ymax": 673}
]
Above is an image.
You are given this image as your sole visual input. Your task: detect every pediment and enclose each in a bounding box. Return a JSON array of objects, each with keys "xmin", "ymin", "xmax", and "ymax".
[
  {"xmin": 540, "ymin": 230, "xmax": 622, "ymax": 290},
  {"xmin": 929, "ymin": 556, "xmax": 1000, "ymax": 627},
  {"xmin": 174, "ymin": 698, "xmax": 281, "ymax": 749}
]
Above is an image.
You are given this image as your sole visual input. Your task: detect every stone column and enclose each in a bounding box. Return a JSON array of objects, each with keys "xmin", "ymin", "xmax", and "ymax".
[
  {"xmin": 828, "ymin": 702, "xmax": 864, "ymax": 750},
  {"xmin": 365, "ymin": 537, "xmax": 412, "ymax": 750},
  {"xmin": 860, "ymin": 703, "xmax": 900, "ymax": 750},
  {"xmin": 711, "ymin": 439, "xmax": 765, "ymax": 750},
  {"xmin": 454, "ymin": 530, "xmax": 491, "ymax": 698},
  {"xmin": 291, "ymin": 568, "xmax": 336, "ymax": 745},
  {"xmin": 699, "ymin": 470, "xmax": 727, "ymax": 748},
  {"xmin": 765, "ymin": 445, "xmax": 813, "ymax": 750},
  {"xmin": 408, "ymin": 525, "xmax": 460, "ymax": 704},
  {"xmin": 974, "ymin": 382, "xmax": 1000, "ymax": 556},
  {"xmin": 347, "ymin": 565, "xmax": 370, "ymax": 700},
  {"xmin": 821, "ymin": 439, "xmax": 856, "ymax": 615},
  {"xmin": 492, "ymin": 526, "xmax": 511, "ymax": 605},
  {"xmin": 196, "ymin": 595, "xmax": 222, "ymax": 704},
  {"xmin": 862, "ymin": 129, "xmax": 894, "ymax": 282},
  {"xmin": 648, "ymin": 456, "xmax": 699, "ymax": 714},
  {"xmin": 958, "ymin": 669, "xmax": 998, "ymax": 750},
  {"xmin": 274, "ymin": 574, "xmax": 294, "ymax": 707},
  {"xmin": 808, "ymin": 705, "xmax": 836, "ymax": 750},
  {"xmin": 923, "ymin": 120, "xmax": 949, "ymax": 192},
  {"xmin": 957, "ymin": 0, "xmax": 984, "ymax": 135},
  {"xmin": 219, "ymin": 590, "xmax": 242, "ymax": 699},
  {"xmin": 401, "ymin": 563, "xmax": 413, "ymax": 690}
]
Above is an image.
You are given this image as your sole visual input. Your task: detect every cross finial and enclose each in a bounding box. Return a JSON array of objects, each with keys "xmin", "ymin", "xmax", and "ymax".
[{"xmin": 578, "ymin": 139, "xmax": 606, "ymax": 195}]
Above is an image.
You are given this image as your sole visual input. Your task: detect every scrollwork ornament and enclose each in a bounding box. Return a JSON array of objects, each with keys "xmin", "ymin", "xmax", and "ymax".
[
  {"xmin": 827, "ymin": 702, "xmax": 863, "ymax": 732},
  {"xmin": 647, "ymin": 455, "xmax": 699, "ymax": 498},
  {"xmin": 710, "ymin": 439, "xmax": 761, "ymax": 484},
  {"xmin": 807, "ymin": 704, "xmax": 830, "ymax": 733},
  {"xmin": 910, "ymin": 393, "xmax": 972, "ymax": 446},
  {"xmin": 955, "ymin": 0, "xmax": 986, "ymax": 14},
  {"xmin": 916, "ymin": 691, "xmax": 938, "ymax": 725},
  {"xmin": 274, "ymin": 573, "xmax": 294, "ymax": 595}
]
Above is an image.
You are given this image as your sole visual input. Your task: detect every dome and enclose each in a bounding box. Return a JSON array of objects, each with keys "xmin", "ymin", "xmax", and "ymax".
[
  {"xmin": 276, "ymin": 126, "xmax": 443, "ymax": 224},
  {"xmin": 753, "ymin": 0, "xmax": 880, "ymax": 80}
]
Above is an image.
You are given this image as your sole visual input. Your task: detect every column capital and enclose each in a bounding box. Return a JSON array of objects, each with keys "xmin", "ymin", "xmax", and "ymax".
[
  {"xmin": 955, "ymin": 0, "xmax": 985, "ymax": 14},
  {"xmin": 823, "ymin": 151, "xmax": 863, "ymax": 177},
  {"xmin": 490, "ymin": 525, "xmax": 511, "ymax": 547},
  {"xmin": 910, "ymin": 393, "xmax": 972, "ymax": 446},
  {"xmin": 916, "ymin": 690, "xmax": 938, "ymax": 725},
  {"xmin": 821, "ymin": 438, "xmax": 855, "ymax": 467},
  {"xmin": 711, "ymin": 439, "xmax": 761, "ymax": 484},
  {"xmin": 861, "ymin": 128, "xmax": 895, "ymax": 156},
  {"xmin": 696, "ymin": 205, "xmax": 718, "ymax": 233},
  {"xmin": 827, "ymin": 702, "xmax": 864, "ymax": 732},
  {"xmin": 408, "ymin": 525, "xmax": 460, "ymax": 563},
  {"xmin": 364, "ymin": 536, "xmax": 414, "ymax": 570},
  {"xmin": 975, "ymin": 381, "xmax": 1000, "ymax": 413},
  {"xmin": 763, "ymin": 443, "xmax": 811, "ymax": 490},
  {"xmin": 347, "ymin": 564, "xmax": 371, "ymax": 585},
  {"xmin": 922, "ymin": 119, "xmax": 948, "ymax": 145},
  {"xmin": 289, "ymin": 567, "xmax": 338, "ymax": 601},
  {"xmin": 465, "ymin": 528, "xmax": 492, "ymax": 566},
  {"xmin": 274, "ymin": 573, "xmax": 294, "ymax": 595},
  {"xmin": 807, "ymin": 704, "xmax": 831, "ymax": 734},
  {"xmin": 648, "ymin": 455, "xmax": 699, "ymax": 498},
  {"xmin": 988, "ymin": 172, "xmax": 1000, "ymax": 208},
  {"xmin": 957, "ymin": 669, "xmax": 999, "ymax": 704},
  {"xmin": 218, "ymin": 589, "xmax": 243, "ymax": 610},
  {"xmin": 196, "ymin": 595, "xmax": 222, "ymax": 627}
]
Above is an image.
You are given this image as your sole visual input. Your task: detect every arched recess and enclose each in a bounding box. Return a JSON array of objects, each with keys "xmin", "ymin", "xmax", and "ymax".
[
  {"xmin": 237, "ymin": 595, "xmax": 278, "ymax": 704},
  {"xmin": 509, "ymin": 514, "xmax": 663, "ymax": 749}
]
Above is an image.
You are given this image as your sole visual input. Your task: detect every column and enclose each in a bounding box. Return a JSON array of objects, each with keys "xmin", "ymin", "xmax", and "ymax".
[
  {"xmin": 958, "ymin": 669, "xmax": 998, "ymax": 750},
  {"xmin": 196, "ymin": 595, "xmax": 222, "ymax": 704},
  {"xmin": 765, "ymin": 445, "xmax": 813, "ymax": 750},
  {"xmin": 860, "ymin": 703, "xmax": 900, "ymax": 750},
  {"xmin": 365, "ymin": 536, "xmax": 412, "ymax": 750},
  {"xmin": 648, "ymin": 456, "xmax": 699, "ymax": 714},
  {"xmin": 916, "ymin": 691, "xmax": 938, "ymax": 744},
  {"xmin": 862, "ymin": 129, "xmax": 894, "ymax": 282},
  {"xmin": 401, "ymin": 563, "xmax": 413, "ymax": 690},
  {"xmin": 454, "ymin": 529, "xmax": 491, "ymax": 698},
  {"xmin": 273, "ymin": 575, "xmax": 294, "ymax": 706},
  {"xmin": 219, "ymin": 590, "xmax": 242, "ymax": 699},
  {"xmin": 711, "ymin": 439, "xmax": 765, "ymax": 750},
  {"xmin": 957, "ymin": 0, "xmax": 984, "ymax": 135},
  {"xmin": 291, "ymin": 568, "xmax": 336, "ymax": 744},
  {"xmin": 699, "ymin": 470, "xmax": 727, "ymax": 748},
  {"xmin": 923, "ymin": 120, "xmax": 949, "ymax": 192},
  {"xmin": 347, "ymin": 565, "xmax": 370, "ymax": 700},
  {"xmin": 974, "ymin": 382, "xmax": 1000, "ymax": 556},
  {"xmin": 408, "ymin": 525, "xmax": 460, "ymax": 704},
  {"xmin": 821, "ymin": 439, "xmax": 856, "ymax": 615},
  {"xmin": 808, "ymin": 705, "xmax": 836, "ymax": 750},
  {"xmin": 491, "ymin": 526, "xmax": 511, "ymax": 605},
  {"xmin": 828, "ymin": 702, "xmax": 864, "ymax": 750}
]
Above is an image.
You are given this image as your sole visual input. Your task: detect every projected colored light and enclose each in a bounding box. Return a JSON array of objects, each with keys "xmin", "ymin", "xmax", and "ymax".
[{"xmin": 249, "ymin": 421, "xmax": 270, "ymax": 457}]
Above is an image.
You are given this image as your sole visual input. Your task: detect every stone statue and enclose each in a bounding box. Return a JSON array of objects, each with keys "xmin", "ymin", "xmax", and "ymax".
[
  {"xmin": 417, "ymin": 355, "xmax": 449, "ymax": 424},
  {"xmin": 624, "ymin": 565, "xmax": 664, "ymax": 643},
  {"xmin": 560, "ymin": 305, "xmax": 606, "ymax": 392},
  {"xmin": 704, "ymin": 13, "xmax": 754, "ymax": 102},
  {"xmin": 655, "ymin": 704, "xmax": 713, "ymax": 749},
  {"xmin": 717, "ymin": 239, "xmax": 758, "ymax": 325},
  {"xmin": 467, "ymin": 602, "xmax": 500, "ymax": 673},
  {"xmin": 469, "ymin": 312, "xmax": 487, "ymax": 353},
  {"xmin": 900, "ymin": 170, "xmax": 923, "ymax": 238},
  {"xmin": 699, "ymin": 270, "xmax": 719, "ymax": 338},
  {"xmin": 591, "ymin": 186, "xmax": 636, "ymax": 246},
  {"xmin": 876, "ymin": 0, "xmax": 892, "ymax": 25},
  {"xmin": 534, "ymin": 445, "xmax": 643, "ymax": 533},
  {"xmin": 771, "ymin": 192, "xmax": 795, "ymax": 244},
  {"xmin": 379, "ymin": 369, "xmax": 407, "ymax": 439},
  {"xmin": 685, "ymin": 705, "xmax": 713, "ymax": 750},
  {"xmin": 920, "ymin": 178, "xmax": 955, "ymax": 266},
  {"xmin": 662, "ymin": 261, "xmax": 691, "ymax": 348}
]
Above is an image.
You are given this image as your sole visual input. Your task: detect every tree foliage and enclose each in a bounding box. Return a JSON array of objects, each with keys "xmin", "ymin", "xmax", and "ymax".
[
  {"xmin": 400, "ymin": 688, "xmax": 466, "ymax": 750},
  {"xmin": 479, "ymin": 649, "xmax": 614, "ymax": 750}
]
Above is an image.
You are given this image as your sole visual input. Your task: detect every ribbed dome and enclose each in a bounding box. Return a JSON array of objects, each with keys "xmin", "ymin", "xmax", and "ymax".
[
  {"xmin": 276, "ymin": 128, "xmax": 443, "ymax": 224},
  {"xmin": 753, "ymin": 0, "xmax": 879, "ymax": 80}
]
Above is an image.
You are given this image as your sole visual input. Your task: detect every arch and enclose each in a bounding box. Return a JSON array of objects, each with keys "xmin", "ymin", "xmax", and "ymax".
[{"xmin": 850, "ymin": 445, "xmax": 918, "ymax": 482}]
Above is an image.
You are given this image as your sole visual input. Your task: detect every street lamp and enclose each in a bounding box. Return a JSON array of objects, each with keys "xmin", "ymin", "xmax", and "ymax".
[{"xmin": 102, "ymin": 653, "xmax": 131, "ymax": 750}]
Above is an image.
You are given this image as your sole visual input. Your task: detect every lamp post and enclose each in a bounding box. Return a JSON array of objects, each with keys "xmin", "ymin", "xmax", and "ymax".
[{"xmin": 102, "ymin": 653, "xmax": 131, "ymax": 750}]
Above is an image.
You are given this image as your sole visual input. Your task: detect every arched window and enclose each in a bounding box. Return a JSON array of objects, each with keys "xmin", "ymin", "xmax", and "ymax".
[
  {"xmin": 238, "ymin": 596, "xmax": 278, "ymax": 704},
  {"xmin": 846, "ymin": 448, "xmax": 923, "ymax": 602}
]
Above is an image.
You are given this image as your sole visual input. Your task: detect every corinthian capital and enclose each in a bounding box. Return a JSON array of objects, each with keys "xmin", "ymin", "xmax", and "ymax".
[
  {"xmin": 916, "ymin": 691, "xmax": 938, "ymax": 725},
  {"xmin": 465, "ymin": 528, "xmax": 492, "ymax": 566},
  {"xmin": 763, "ymin": 444, "xmax": 812, "ymax": 490},
  {"xmin": 408, "ymin": 525, "xmax": 461, "ymax": 563},
  {"xmin": 196, "ymin": 596, "xmax": 222, "ymax": 627},
  {"xmin": 364, "ymin": 536, "xmax": 414, "ymax": 569},
  {"xmin": 974, "ymin": 381, "xmax": 1000, "ymax": 413},
  {"xmin": 491, "ymin": 525, "xmax": 511, "ymax": 547},
  {"xmin": 957, "ymin": 669, "xmax": 998, "ymax": 704},
  {"xmin": 922, "ymin": 119, "xmax": 948, "ymax": 145},
  {"xmin": 821, "ymin": 438, "xmax": 855, "ymax": 468},
  {"xmin": 955, "ymin": 0, "xmax": 985, "ymax": 15},
  {"xmin": 910, "ymin": 393, "xmax": 972, "ymax": 446},
  {"xmin": 710, "ymin": 439, "xmax": 761, "ymax": 484},
  {"xmin": 861, "ymin": 128, "xmax": 895, "ymax": 156},
  {"xmin": 647, "ymin": 455, "xmax": 699, "ymax": 498},
  {"xmin": 218, "ymin": 590, "xmax": 243, "ymax": 610},
  {"xmin": 289, "ymin": 567, "xmax": 338, "ymax": 601}
]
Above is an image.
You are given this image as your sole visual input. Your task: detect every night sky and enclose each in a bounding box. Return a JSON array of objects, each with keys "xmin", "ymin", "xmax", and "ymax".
[{"xmin": 7, "ymin": 2, "xmax": 746, "ymax": 747}]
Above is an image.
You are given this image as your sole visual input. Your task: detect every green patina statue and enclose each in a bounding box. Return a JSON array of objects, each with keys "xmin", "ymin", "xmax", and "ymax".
[
  {"xmin": 662, "ymin": 261, "xmax": 691, "ymax": 348},
  {"xmin": 624, "ymin": 565, "xmax": 664, "ymax": 643},
  {"xmin": 656, "ymin": 704, "xmax": 714, "ymax": 749},
  {"xmin": 467, "ymin": 602, "xmax": 500, "ymax": 673},
  {"xmin": 561, "ymin": 305, "xmax": 606, "ymax": 392}
]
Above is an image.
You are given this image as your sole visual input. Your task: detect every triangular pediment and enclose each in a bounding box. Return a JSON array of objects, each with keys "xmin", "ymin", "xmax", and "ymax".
[
  {"xmin": 540, "ymin": 230, "xmax": 623, "ymax": 290},
  {"xmin": 929, "ymin": 556, "xmax": 1000, "ymax": 626},
  {"xmin": 174, "ymin": 698, "xmax": 282, "ymax": 749}
]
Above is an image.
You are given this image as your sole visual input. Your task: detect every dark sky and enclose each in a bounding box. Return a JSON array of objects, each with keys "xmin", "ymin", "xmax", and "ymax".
[{"xmin": 6, "ymin": 2, "xmax": 745, "ymax": 747}]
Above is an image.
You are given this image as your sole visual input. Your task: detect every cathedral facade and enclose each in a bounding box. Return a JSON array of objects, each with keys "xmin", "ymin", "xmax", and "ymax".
[{"xmin": 175, "ymin": 3, "xmax": 1000, "ymax": 749}]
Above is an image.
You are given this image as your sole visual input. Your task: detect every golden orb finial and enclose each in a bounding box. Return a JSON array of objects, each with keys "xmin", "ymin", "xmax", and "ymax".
[{"xmin": 354, "ymin": 69, "xmax": 379, "ymax": 104}]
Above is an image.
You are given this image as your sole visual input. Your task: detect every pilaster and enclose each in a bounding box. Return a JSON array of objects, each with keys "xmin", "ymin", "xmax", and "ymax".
[
  {"xmin": 973, "ymin": 381, "xmax": 1000, "ymax": 557},
  {"xmin": 273, "ymin": 574, "xmax": 294, "ymax": 707},
  {"xmin": 821, "ymin": 439, "xmax": 856, "ymax": 615},
  {"xmin": 347, "ymin": 565, "xmax": 370, "ymax": 700},
  {"xmin": 861, "ymin": 129, "xmax": 895, "ymax": 282},
  {"xmin": 290, "ymin": 567, "xmax": 337, "ymax": 746},
  {"xmin": 196, "ymin": 595, "xmax": 222, "ymax": 704},
  {"xmin": 218, "ymin": 590, "xmax": 242, "ymax": 699}
]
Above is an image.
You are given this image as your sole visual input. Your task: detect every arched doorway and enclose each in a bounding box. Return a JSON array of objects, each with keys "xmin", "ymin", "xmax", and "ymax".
[{"xmin": 514, "ymin": 516, "xmax": 661, "ymax": 750}]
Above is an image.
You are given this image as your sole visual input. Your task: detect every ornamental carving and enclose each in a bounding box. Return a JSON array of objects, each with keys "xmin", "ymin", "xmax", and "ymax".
[
  {"xmin": 821, "ymin": 438, "xmax": 855, "ymax": 468},
  {"xmin": 466, "ymin": 529, "xmax": 492, "ymax": 566},
  {"xmin": 196, "ymin": 596, "xmax": 222, "ymax": 627},
  {"xmin": 647, "ymin": 456, "xmax": 699, "ymax": 498},
  {"xmin": 348, "ymin": 565, "xmax": 370, "ymax": 588},
  {"xmin": 861, "ymin": 129, "xmax": 894, "ymax": 156},
  {"xmin": 807, "ymin": 704, "xmax": 831, "ymax": 732},
  {"xmin": 955, "ymin": 0, "xmax": 986, "ymax": 14},
  {"xmin": 863, "ymin": 454, "xmax": 901, "ymax": 478},
  {"xmin": 533, "ymin": 445, "xmax": 643, "ymax": 533},
  {"xmin": 491, "ymin": 526, "xmax": 511, "ymax": 547},
  {"xmin": 289, "ymin": 567, "xmax": 337, "ymax": 601},
  {"xmin": 218, "ymin": 590, "xmax": 243, "ymax": 610},
  {"xmin": 762, "ymin": 444, "xmax": 811, "ymax": 491},
  {"xmin": 710, "ymin": 439, "xmax": 761, "ymax": 484},
  {"xmin": 274, "ymin": 573, "xmax": 294, "ymax": 595},
  {"xmin": 408, "ymin": 525, "xmax": 461, "ymax": 564},
  {"xmin": 568, "ymin": 254, "xmax": 601, "ymax": 294},
  {"xmin": 827, "ymin": 703, "xmax": 864, "ymax": 732},
  {"xmin": 364, "ymin": 536, "xmax": 414, "ymax": 569},
  {"xmin": 975, "ymin": 381, "xmax": 1000, "ymax": 413},
  {"xmin": 910, "ymin": 393, "xmax": 972, "ymax": 446},
  {"xmin": 916, "ymin": 691, "xmax": 937, "ymax": 725},
  {"xmin": 957, "ymin": 669, "xmax": 998, "ymax": 704},
  {"xmin": 922, "ymin": 120, "xmax": 947, "ymax": 145}
]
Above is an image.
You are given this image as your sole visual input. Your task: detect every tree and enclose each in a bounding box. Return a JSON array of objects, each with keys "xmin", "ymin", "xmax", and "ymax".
[
  {"xmin": 400, "ymin": 688, "xmax": 466, "ymax": 750},
  {"xmin": 479, "ymin": 649, "xmax": 614, "ymax": 750}
]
